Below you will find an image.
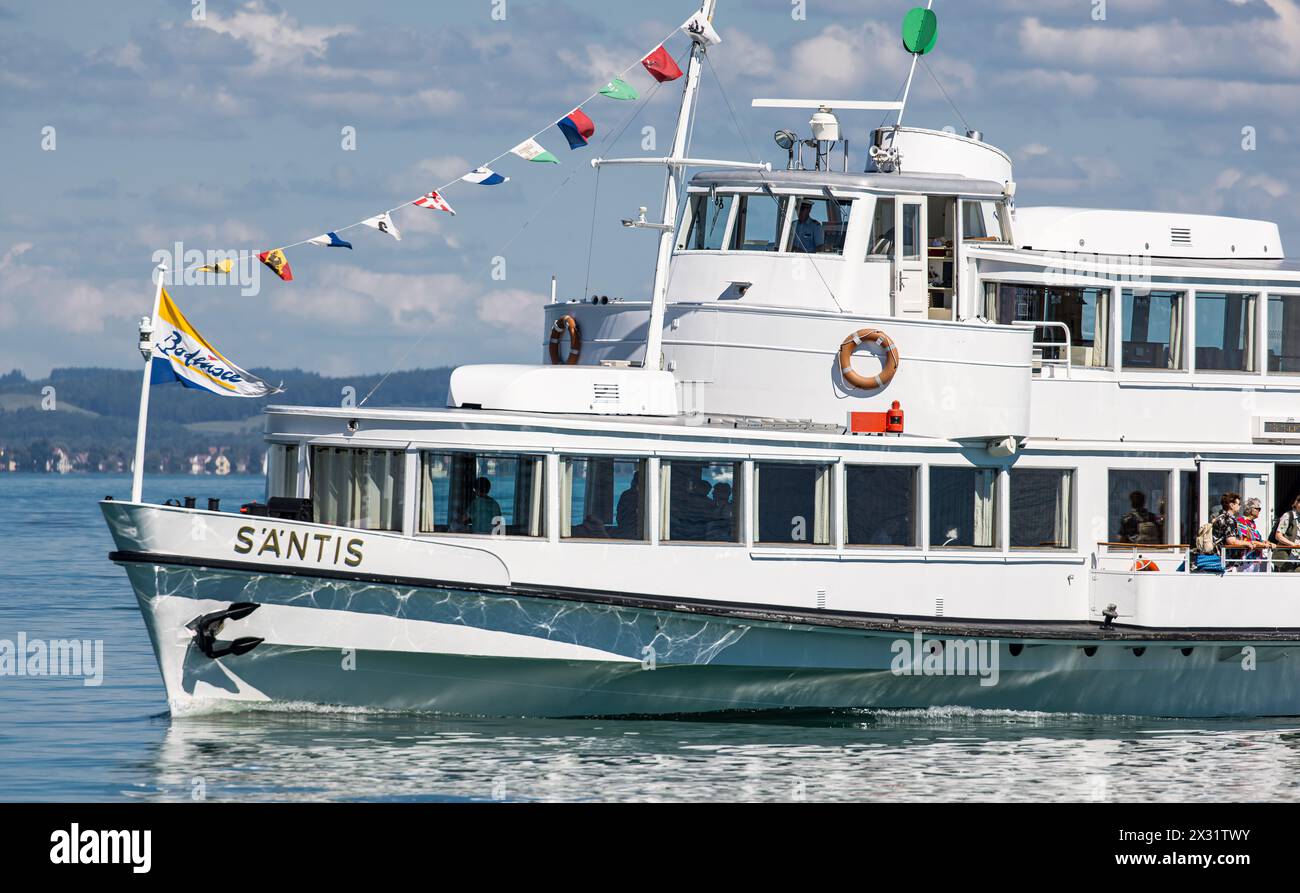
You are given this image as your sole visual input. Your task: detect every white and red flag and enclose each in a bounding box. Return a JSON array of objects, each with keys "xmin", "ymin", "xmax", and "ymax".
[{"xmin": 413, "ymin": 190, "xmax": 456, "ymax": 215}]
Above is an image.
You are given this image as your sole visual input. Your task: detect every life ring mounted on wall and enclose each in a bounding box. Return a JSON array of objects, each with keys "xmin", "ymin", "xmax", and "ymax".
[
  {"xmin": 549, "ymin": 315, "xmax": 582, "ymax": 365},
  {"xmin": 838, "ymin": 328, "xmax": 899, "ymax": 390}
]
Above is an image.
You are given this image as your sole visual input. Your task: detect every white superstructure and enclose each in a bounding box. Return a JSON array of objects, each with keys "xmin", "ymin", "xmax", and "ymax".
[{"xmin": 102, "ymin": 2, "xmax": 1300, "ymax": 718}]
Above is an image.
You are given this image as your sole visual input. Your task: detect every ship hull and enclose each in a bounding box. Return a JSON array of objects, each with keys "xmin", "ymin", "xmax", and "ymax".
[{"xmin": 114, "ymin": 557, "xmax": 1300, "ymax": 719}]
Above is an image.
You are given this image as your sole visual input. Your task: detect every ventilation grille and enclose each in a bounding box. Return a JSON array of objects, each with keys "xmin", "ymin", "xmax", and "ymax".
[
  {"xmin": 592, "ymin": 383, "xmax": 621, "ymax": 405},
  {"xmin": 816, "ymin": 589, "xmax": 827, "ymax": 610},
  {"xmin": 1170, "ymin": 227, "xmax": 1193, "ymax": 245},
  {"xmin": 935, "ymin": 597, "xmax": 945, "ymax": 617}
]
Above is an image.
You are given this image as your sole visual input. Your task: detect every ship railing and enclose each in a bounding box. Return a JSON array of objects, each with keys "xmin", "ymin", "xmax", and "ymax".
[
  {"xmin": 1093, "ymin": 543, "xmax": 1286, "ymax": 574},
  {"xmin": 1013, "ymin": 321, "xmax": 1073, "ymax": 378}
]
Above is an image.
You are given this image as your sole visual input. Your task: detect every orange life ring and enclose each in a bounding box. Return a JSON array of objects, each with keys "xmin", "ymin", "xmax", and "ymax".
[
  {"xmin": 548, "ymin": 315, "xmax": 582, "ymax": 365},
  {"xmin": 839, "ymin": 328, "xmax": 899, "ymax": 390}
]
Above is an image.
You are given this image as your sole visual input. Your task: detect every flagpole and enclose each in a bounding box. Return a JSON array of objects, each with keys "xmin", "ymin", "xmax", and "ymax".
[{"xmin": 130, "ymin": 263, "xmax": 166, "ymax": 503}]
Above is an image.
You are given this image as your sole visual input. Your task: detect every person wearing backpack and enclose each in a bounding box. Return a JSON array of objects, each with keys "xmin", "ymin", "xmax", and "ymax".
[{"xmin": 1272, "ymin": 493, "xmax": 1300, "ymax": 573}]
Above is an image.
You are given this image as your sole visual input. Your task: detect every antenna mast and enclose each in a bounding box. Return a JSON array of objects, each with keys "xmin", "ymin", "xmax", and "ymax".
[{"xmin": 896, "ymin": 1, "xmax": 938, "ymax": 128}]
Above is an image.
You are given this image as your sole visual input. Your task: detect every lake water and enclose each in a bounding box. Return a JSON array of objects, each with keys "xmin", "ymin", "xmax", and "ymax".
[{"xmin": 4, "ymin": 472, "xmax": 1300, "ymax": 802}]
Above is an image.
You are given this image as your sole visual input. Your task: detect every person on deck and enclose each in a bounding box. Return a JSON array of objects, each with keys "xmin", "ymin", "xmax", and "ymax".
[
  {"xmin": 1235, "ymin": 497, "xmax": 1271, "ymax": 573},
  {"xmin": 1272, "ymin": 493, "xmax": 1300, "ymax": 572}
]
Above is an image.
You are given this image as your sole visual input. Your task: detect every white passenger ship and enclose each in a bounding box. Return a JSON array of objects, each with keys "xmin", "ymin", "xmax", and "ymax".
[{"xmin": 103, "ymin": 3, "xmax": 1300, "ymax": 718}]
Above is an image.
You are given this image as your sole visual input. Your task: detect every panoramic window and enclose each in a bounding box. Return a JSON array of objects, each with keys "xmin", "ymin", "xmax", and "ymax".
[
  {"xmin": 312, "ymin": 447, "xmax": 405, "ymax": 532},
  {"xmin": 730, "ymin": 194, "xmax": 789, "ymax": 252},
  {"xmin": 1010, "ymin": 468, "xmax": 1075, "ymax": 550},
  {"xmin": 266, "ymin": 443, "xmax": 298, "ymax": 500},
  {"xmin": 754, "ymin": 462, "xmax": 831, "ymax": 546},
  {"xmin": 867, "ymin": 197, "xmax": 895, "ymax": 257},
  {"xmin": 1195, "ymin": 292, "xmax": 1256, "ymax": 372},
  {"xmin": 680, "ymin": 193, "xmax": 734, "ymax": 251},
  {"xmin": 661, "ymin": 461, "xmax": 739, "ymax": 543},
  {"xmin": 984, "ymin": 283, "xmax": 1111, "ymax": 367},
  {"xmin": 784, "ymin": 197, "xmax": 854, "ymax": 255},
  {"xmin": 1107, "ymin": 470, "xmax": 1168, "ymax": 544},
  {"xmin": 845, "ymin": 465, "xmax": 918, "ymax": 547},
  {"xmin": 1122, "ymin": 289, "xmax": 1186, "ymax": 370},
  {"xmin": 1268, "ymin": 294, "xmax": 1300, "ymax": 373},
  {"xmin": 419, "ymin": 452, "xmax": 544, "ymax": 537},
  {"xmin": 562, "ymin": 456, "xmax": 646, "ymax": 540},
  {"xmin": 930, "ymin": 467, "xmax": 999, "ymax": 549},
  {"xmin": 962, "ymin": 200, "xmax": 1007, "ymax": 242}
]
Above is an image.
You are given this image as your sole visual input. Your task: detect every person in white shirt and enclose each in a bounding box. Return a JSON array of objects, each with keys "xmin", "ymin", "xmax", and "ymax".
[{"xmin": 792, "ymin": 201, "xmax": 824, "ymax": 253}]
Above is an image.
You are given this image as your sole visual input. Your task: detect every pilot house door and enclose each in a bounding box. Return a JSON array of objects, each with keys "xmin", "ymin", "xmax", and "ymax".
[{"xmin": 894, "ymin": 198, "xmax": 927, "ymax": 317}]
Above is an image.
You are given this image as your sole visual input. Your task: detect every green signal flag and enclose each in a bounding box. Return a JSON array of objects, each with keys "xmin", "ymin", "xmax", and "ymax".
[{"xmin": 902, "ymin": 7, "xmax": 939, "ymax": 55}]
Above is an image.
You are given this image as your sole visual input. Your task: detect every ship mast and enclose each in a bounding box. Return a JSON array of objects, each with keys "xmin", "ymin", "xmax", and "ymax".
[{"xmin": 644, "ymin": 0, "xmax": 717, "ymax": 371}]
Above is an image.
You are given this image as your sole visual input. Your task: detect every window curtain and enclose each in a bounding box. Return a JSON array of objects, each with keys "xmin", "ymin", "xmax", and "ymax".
[
  {"xmin": 1244, "ymin": 296, "xmax": 1258, "ymax": 372},
  {"xmin": 1055, "ymin": 472, "xmax": 1073, "ymax": 548},
  {"xmin": 973, "ymin": 469, "xmax": 997, "ymax": 547},
  {"xmin": 659, "ymin": 463, "xmax": 672, "ymax": 541},
  {"xmin": 1094, "ymin": 291, "xmax": 1111, "ymax": 367},
  {"xmin": 814, "ymin": 466, "xmax": 831, "ymax": 544},
  {"xmin": 312, "ymin": 447, "xmax": 404, "ymax": 531},
  {"xmin": 561, "ymin": 460, "xmax": 575, "ymax": 538},
  {"xmin": 266, "ymin": 444, "xmax": 297, "ymax": 500},
  {"xmin": 419, "ymin": 455, "xmax": 436, "ymax": 533},
  {"xmin": 1169, "ymin": 295, "xmax": 1185, "ymax": 369}
]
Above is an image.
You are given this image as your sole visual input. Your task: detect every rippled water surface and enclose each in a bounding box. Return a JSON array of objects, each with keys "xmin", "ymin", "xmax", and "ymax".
[{"xmin": 3, "ymin": 473, "xmax": 1300, "ymax": 802}]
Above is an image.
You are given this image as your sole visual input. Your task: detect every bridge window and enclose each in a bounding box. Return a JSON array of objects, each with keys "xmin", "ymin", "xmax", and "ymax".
[
  {"xmin": 985, "ymin": 283, "xmax": 1111, "ymax": 367},
  {"xmin": 1107, "ymin": 470, "xmax": 1168, "ymax": 544},
  {"xmin": 846, "ymin": 464, "xmax": 918, "ymax": 547},
  {"xmin": 1195, "ymin": 292, "xmax": 1257, "ymax": 372},
  {"xmin": 962, "ymin": 200, "xmax": 1008, "ymax": 242},
  {"xmin": 1268, "ymin": 294, "xmax": 1300, "ymax": 373},
  {"xmin": 784, "ymin": 196, "xmax": 854, "ymax": 255},
  {"xmin": 419, "ymin": 452, "xmax": 544, "ymax": 537},
  {"xmin": 1010, "ymin": 468, "xmax": 1074, "ymax": 550},
  {"xmin": 755, "ymin": 462, "xmax": 831, "ymax": 545},
  {"xmin": 266, "ymin": 444, "xmax": 298, "ymax": 500},
  {"xmin": 867, "ymin": 197, "xmax": 895, "ymax": 257},
  {"xmin": 730, "ymin": 194, "xmax": 789, "ymax": 252},
  {"xmin": 1122, "ymin": 289, "xmax": 1185, "ymax": 371},
  {"xmin": 680, "ymin": 193, "xmax": 734, "ymax": 251},
  {"xmin": 311, "ymin": 447, "xmax": 405, "ymax": 532},
  {"xmin": 661, "ymin": 461, "xmax": 739, "ymax": 542},
  {"xmin": 562, "ymin": 456, "xmax": 646, "ymax": 540},
  {"xmin": 929, "ymin": 467, "xmax": 999, "ymax": 549}
]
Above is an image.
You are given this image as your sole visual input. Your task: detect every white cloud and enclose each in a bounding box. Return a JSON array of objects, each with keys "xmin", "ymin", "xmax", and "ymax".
[{"xmin": 192, "ymin": 0, "xmax": 354, "ymax": 73}]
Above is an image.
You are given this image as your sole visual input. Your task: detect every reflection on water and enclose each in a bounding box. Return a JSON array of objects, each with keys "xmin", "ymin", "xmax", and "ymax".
[
  {"xmin": 140, "ymin": 708, "xmax": 1300, "ymax": 803},
  {"xmin": 6, "ymin": 474, "xmax": 1300, "ymax": 803}
]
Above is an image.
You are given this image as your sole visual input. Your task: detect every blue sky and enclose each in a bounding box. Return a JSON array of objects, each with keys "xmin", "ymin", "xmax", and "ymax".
[{"xmin": 1, "ymin": 0, "xmax": 1296, "ymax": 379}]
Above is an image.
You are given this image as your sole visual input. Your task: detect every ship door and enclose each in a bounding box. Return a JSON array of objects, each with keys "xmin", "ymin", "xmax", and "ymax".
[
  {"xmin": 1197, "ymin": 461, "xmax": 1273, "ymax": 537},
  {"xmin": 893, "ymin": 198, "xmax": 927, "ymax": 318}
]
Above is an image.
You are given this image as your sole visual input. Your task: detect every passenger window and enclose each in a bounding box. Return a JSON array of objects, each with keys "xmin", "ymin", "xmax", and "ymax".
[
  {"xmin": 419, "ymin": 452, "xmax": 544, "ymax": 537},
  {"xmin": 266, "ymin": 444, "xmax": 298, "ymax": 500},
  {"xmin": 1010, "ymin": 469, "xmax": 1074, "ymax": 549},
  {"xmin": 662, "ymin": 461, "xmax": 739, "ymax": 542},
  {"xmin": 731, "ymin": 194, "xmax": 789, "ymax": 252},
  {"xmin": 312, "ymin": 447, "xmax": 405, "ymax": 532},
  {"xmin": 845, "ymin": 465, "xmax": 917, "ymax": 547},
  {"xmin": 867, "ymin": 198, "xmax": 895, "ymax": 257},
  {"xmin": 1107, "ymin": 470, "xmax": 1168, "ymax": 544},
  {"xmin": 754, "ymin": 462, "xmax": 831, "ymax": 545},
  {"xmin": 1195, "ymin": 292, "xmax": 1257, "ymax": 372},
  {"xmin": 1122, "ymin": 289, "xmax": 1186, "ymax": 370},
  {"xmin": 562, "ymin": 457, "xmax": 646, "ymax": 540},
  {"xmin": 929, "ymin": 467, "xmax": 998, "ymax": 548},
  {"xmin": 784, "ymin": 197, "xmax": 853, "ymax": 255},
  {"xmin": 1268, "ymin": 294, "xmax": 1300, "ymax": 373},
  {"xmin": 681, "ymin": 193, "xmax": 734, "ymax": 251},
  {"xmin": 984, "ymin": 283, "xmax": 1112, "ymax": 368}
]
